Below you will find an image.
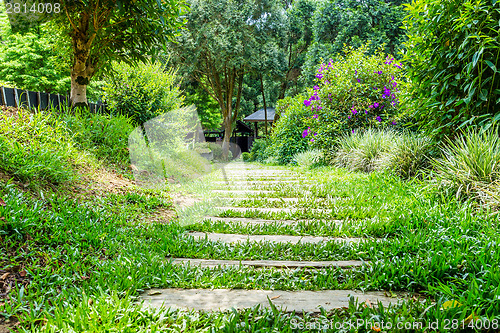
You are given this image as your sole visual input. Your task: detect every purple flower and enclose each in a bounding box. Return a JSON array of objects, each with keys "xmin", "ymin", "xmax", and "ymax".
[
  {"xmin": 316, "ymin": 73, "xmax": 323, "ymax": 79},
  {"xmin": 376, "ymin": 116, "xmax": 382, "ymax": 122},
  {"xmin": 351, "ymin": 108, "xmax": 357, "ymax": 115},
  {"xmin": 302, "ymin": 127, "xmax": 310, "ymax": 138},
  {"xmin": 382, "ymin": 86, "xmax": 391, "ymax": 99},
  {"xmin": 391, "ymin": 121, "xmax": 397, "ymax": 125},
  {"xmin": 314, "ymin": 133, "xmax": 317, "ymax": 136},
  {"xmin": 311, "ymin": 138, "xmax": 315, "ymax": 142},
  {"xmin": 393, "ymin": 63, "xmax": 402, "ymax": 69},
  {"xmin": 357, "ymin": 78, "xmax": 361, "ymax": 83},
  {"xmin": 304, "ymin": 99, "xmax": 311, "ymax": 106},
  {"xmin": 374, "ymin": 71, "xmax": 383, "ymax": 75},
  {"xmin": 373, "ymin": 102, "xmax": 379, "ymax": 108},
  {"xmin": 317, "ymin": 106, "xmax": 322, "ymax": 110},
  {"xmin": 313, "ymin": 114, "xmax": 318, "ymax": 119},
  {"xmin": 313, "ymin": 85, "xmax": 320, "ymax": 90},
  {"xmin": 348, "ymin": 115, "xmax": 351, "ymax": 119},
  {"xmin": 352, "ymin": 129, "xmax": 355, "ymax": 134},
  {"xmin": 355, "ymin": 69, "xmax": 357, "ymax": 75},
  {"xmin": 365, "ymin": 110, "xmax": 368, "ymax": 114}
]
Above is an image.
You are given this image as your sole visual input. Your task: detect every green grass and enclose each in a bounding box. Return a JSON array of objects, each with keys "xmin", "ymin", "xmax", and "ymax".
[{"xmin": 3, "ymin": 144, "xmax": 500, "ymax": 331}]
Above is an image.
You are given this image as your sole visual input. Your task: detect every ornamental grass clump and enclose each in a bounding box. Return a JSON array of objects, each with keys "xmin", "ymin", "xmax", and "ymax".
[
  {"xmin": 292, "ymin": 149, "xmax": 324, "ymax": 168},
  {"xmin": 376, "ymin": 131, "xmax": 433, "ymax": 179},
  {"xmin": 334, "ymin": 128, "xmax": 394, "ymax": 172},
  {"xmin": 432, "ymin": 127, "xmax": 500, "ymax": 205}
]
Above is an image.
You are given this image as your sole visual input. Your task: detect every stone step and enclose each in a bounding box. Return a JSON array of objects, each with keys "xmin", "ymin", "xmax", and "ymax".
[
  {"xmin": 169, "ymin": 258, "xmax": 364, "ymax": 268},
  {"xmin": 214, "ymin": 207, "xmax": 334, "ymax": 214},
  {"xmin": 203, "ymin": 216, "xmax": 343, "ymax": 226},
  {"xmin": 140, "ymin": 288, "xmax": 406, "ymax": 313},
  {"xmin": 188, "ymin": 232, "xmax": 367, "ymax": 244},
  {"xmin": 213, "ymin": 180, "xmax": 303, "ymax": 185},
  {"xmin": 211, "ymin": 190, "xmax": 275, "ymax": 195}
]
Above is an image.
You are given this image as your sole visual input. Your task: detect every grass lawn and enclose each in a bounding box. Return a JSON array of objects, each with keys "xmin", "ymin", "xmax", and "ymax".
[{"xmin": 2, "ymin": 152, "xmax": 500, "ymax": 331}]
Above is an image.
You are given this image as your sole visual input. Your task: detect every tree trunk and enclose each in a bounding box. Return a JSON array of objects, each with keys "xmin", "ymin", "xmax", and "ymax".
[
  {"xmin": 222, "ymin": 112, "xmax": 232, "ymax": 160},
  {"xmin": 70, "ymin": 68, "xmax": 90, "ymax": 108},
  {"xmin": 260, "ymin": 74, "xmax": 268, "ymax": 136}
]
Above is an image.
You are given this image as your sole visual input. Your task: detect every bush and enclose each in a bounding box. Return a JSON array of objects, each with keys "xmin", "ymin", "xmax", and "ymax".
[
  {"xmin": 292, "ymin": 149, "xmax": 324, "ymax": 168},
  {"xmin": 301, "ymin": 44, "xmax": 406, "ymax": 152},
  {"xmin": 103, "ymin": 61, "xmax": 184, "ymax": 125},
  {"xmin": 246, "ymin": 138, "xmax": 271, "ymax": 162},
  {"xmin": 241, "ymin": 152, "xmax": 251, "ymax": 162},
  {"xmin": 376, "ymin": 131, "xmax": 433, "ymax": 178},
  {"xmin": 264, "ymin": 95, "xmax": 310, "ymax": 164},
  {"xmin": 59, "ymin": 111, "xmax": 134, "ymax": 168},
  {"xmin": 432, "ymin": 127, "xmax": 500, "ymax": 203},
  {"xmin": 403, "ymin": 0, "xmax": 500, "ymax": 139}
]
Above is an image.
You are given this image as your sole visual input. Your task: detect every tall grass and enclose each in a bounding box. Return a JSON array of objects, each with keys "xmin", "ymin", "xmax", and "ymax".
[
  {"xmin": 432, "ymin": 127, "xmax": 500, "ymax": 204},
  {"xmin": 0, "ymin": 109, "xmax": 85, "ymax": 185},
  {"xmin": 334, "ymin": 128, "xmax": 394, "ymax": 172},
  {"xmin": 376, "ymin": 131, "xmax": 433, "ymax": 179},
  {"xmin": 292, "ymin": 149, "xmax": 324, "ymax": 168}
]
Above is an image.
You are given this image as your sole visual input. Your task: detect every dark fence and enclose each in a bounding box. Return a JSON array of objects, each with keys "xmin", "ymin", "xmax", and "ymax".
[{"xmin": 0, "ymin": 86, "xmax": 107, "ymax": 113}]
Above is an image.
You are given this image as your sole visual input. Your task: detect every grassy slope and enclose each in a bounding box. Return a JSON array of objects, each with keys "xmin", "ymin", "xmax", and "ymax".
[{"xmin": 1, "ymin": 108, "xmax": 500, "ymax": 331}]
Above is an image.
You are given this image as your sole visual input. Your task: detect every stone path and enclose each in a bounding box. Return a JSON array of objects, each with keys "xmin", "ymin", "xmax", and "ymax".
[
  {"xmin": 140, "ymin": 162, "xmax": 404, "ymax": 314},
  {"xmin": 188, "ymin": 231, "xmax": 368, "ymax": 244},
  {"xmin": 203, "ymin": 216, "xmax": 344, "ymax": 226},
  {"xmin": 141, "ymin": 289, "xmax": 406, "ymax": 312},
  {"xmin": 169, "ymin": 258, "xmax": 364, "ymax": 268}
]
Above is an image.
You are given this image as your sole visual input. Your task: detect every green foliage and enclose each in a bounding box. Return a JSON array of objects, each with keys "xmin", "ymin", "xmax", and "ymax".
[
  {"xmin": 403, "ymin": 0, "xmax": 500, "ymax": 139},
  {"xmin": 241, "ymin": 152, "xmax": 251, "ymax": 162},
  {"xmin": 432, "ymin": 127, "xmax": 500, "ymax": 204},
  {"xmin": 377, "ymin": 131, "xmax": 434, "ymax": 178},
  {"xmin": 303, "ymin": 0, "xmax": 408, "ymax": 83},
  {"xmin": 334, "ymin": 128, "xmax": 395, "ymax": 172},
  {"xmin": 264, "ymin": 95, "xmax": 310, "ymax": 164},
  {"xmin": 183, "ymin": 84, "xmax": 222, "ymax": 131},
  {"xmin": 0, "ymin": 32, "xmax": 69, "ymax": 94},
  {"xmin": 0, "ymin": 109, "xmax": 81, "ymax": 185},
  {"xmin": 303, "ymin": 44, "xmax": 405, "ymax": 152},
  {"xmin": 103, "ymin": 61, "xmax": 184, "ymax": 125},
  {"xmin": 58, "ymin": 111, "xmax": 134, "ymax": 168},
  {"xmin": 246, "ymin": 138, "xmax": 271, "ymax": 162},
  {"xmin": 334, "ymin": 128, "xmax": 433, "ymax": 178},
  {"xmin": 292, "ymin": 149, "xmax": 325, "ymax": 168}
]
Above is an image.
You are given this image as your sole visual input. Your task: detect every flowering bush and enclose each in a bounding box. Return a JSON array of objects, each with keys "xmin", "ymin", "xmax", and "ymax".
[
  {"xmin": 301, "ymin": 45, "xmax": 406, "ymax": 151},
  {"xmin": 264, "ymin": 95, "xmax": 310, "ymax": 164}
]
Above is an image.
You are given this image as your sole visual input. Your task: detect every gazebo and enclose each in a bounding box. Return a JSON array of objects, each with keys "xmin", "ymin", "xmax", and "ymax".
[{"xmin": 243, "ymin": 108, "xmax": 275, "ymax": 138}]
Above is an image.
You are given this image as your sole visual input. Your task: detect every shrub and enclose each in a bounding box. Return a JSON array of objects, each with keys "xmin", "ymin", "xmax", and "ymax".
[
  {"xmin": 59, "ymin": 111, "xmax": 134, "ymax": 168},
  {"xmin": 403, "ymin": 0, "xmax": 500, "ymax": 139},
  {"xmin": 432, "ymin": 127, "xmax": 500, "ymax": 202},
  {"xmin": 376, "ymin": 131, "xmax": 433, "ymax": 178},
  {"xmin": 241, "ymin": 152, "xmax": 251, "ymax": 162},
  {"xmin": 301, "ymin": 44, "xmax": 406, "ymax": 152},
  {"xmin": 264, "ymin": 95, "xmax": 310, "ymax": 164},
  {"xmin": 103, "ymin": 61, "xmax": 184, "ymax": 125},
  {"xmin": 246, "ymin": 138, "xmax": 271, "ymax": 162},
  {"xmin": 292, "ymin": 149, "xmax": 324, "ymax": 168}
]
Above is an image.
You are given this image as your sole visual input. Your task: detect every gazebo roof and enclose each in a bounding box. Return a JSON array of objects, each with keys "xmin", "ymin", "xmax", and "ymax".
[{"xmin": 243, "ymin": 108, "xmax": 275, "ymax": 123}]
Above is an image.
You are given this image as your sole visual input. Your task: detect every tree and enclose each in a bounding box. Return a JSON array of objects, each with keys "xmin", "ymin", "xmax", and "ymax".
[
  {"xmin": 170, "ymin": 0, "xmax": 284, "ymax": 156},
  {"xmin": 31, "ymin": 0, "xmax": 187, "ymax": 107},
  {"xmin": 303, "ymin": 0, "xmax": 407, "ymax": 84}
]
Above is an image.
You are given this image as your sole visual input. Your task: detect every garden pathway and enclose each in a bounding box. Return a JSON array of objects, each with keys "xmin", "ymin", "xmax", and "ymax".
[{"xmin": 140, "ymin": 162, "xmax": 406, "ymax": 312}]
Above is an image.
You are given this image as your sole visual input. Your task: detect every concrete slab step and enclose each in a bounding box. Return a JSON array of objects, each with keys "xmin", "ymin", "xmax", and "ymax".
[
  {"xmin": 188, "ymin": 232, "xmax": 367, "ymax": 244},
  {"xmin": 214, "ymin": 207, "xmax": 334, "ymax": 214},
  {"xmin": 140, "ymin": 288, "xmax": 406, "ymax": 313},
  {"xmin": 203, "ymin": 216, "xmax": 343, "ymax": 226},
  {"xmin": 169, "ymin": 258, "xmax": 363, "ymax": 268}
]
